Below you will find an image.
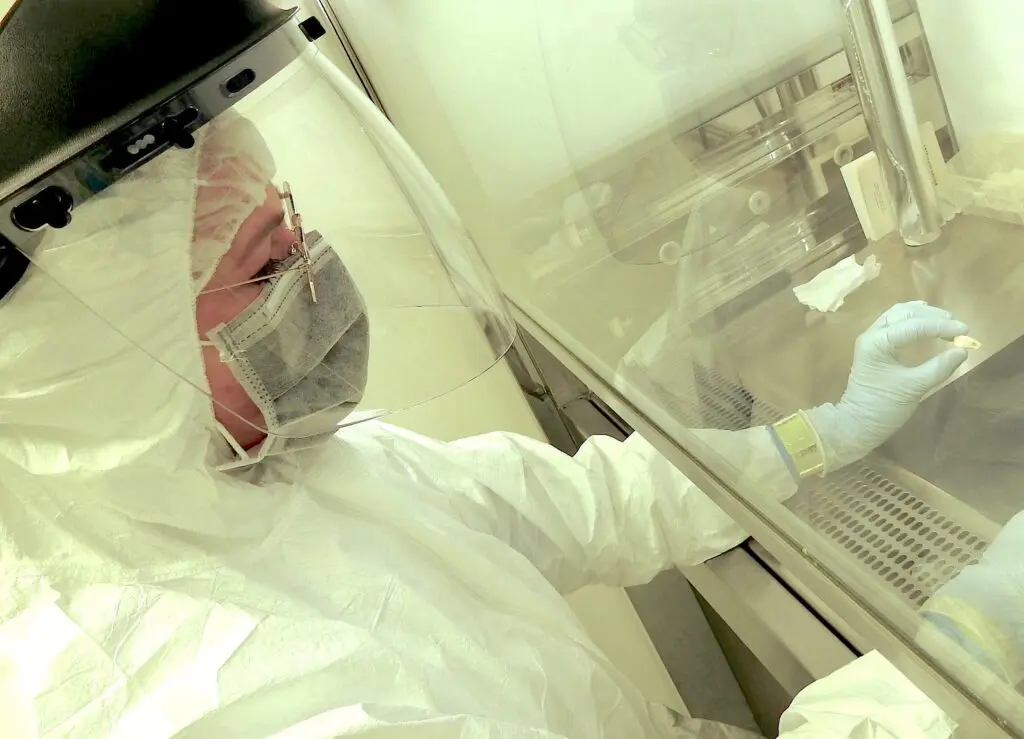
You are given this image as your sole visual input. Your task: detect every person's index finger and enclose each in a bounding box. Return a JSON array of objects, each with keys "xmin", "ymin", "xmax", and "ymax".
[
  {"xmin": 873, "ymin": 301, "xmax": 946, "ymax": 329},
  {"xmin": 887, "ymin": 318, "xmax": 969, "ymax": 348},
  {"xmin": 920, "ymin": 305, "xmax": 954, "ymax": 321},
  {"xmin": 936, "ymin": 319, "xmax": 970, "ymax": 340},
  {"xmin": 896, "ymin": 303, "xmax": 954, "ymax": 322}
]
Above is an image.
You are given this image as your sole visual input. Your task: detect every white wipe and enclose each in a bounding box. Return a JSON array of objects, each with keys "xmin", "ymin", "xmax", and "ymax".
[
  {"xmin": 793, "ymin": 254, "xmax": 882, "ymax": 313},
  {"xmin": 780, "ymin": 651, "xmax": 957, "ymax": 739}
]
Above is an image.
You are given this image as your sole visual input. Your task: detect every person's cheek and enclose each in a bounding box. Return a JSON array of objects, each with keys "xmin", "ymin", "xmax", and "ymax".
[
  {"xmin": 195, "ymin": 284, "xmax": 263, "ymax": 339},
  {"xmin": 270, "ymin": 223, "xmax": 296, "ymax": 261},
  {"xmin": 223, "ymin": 225, "xmax": 272, "ymax": 285},
  {"xmin": 202, "ymin": 346, "xmax": 267, "ymax": 450}
]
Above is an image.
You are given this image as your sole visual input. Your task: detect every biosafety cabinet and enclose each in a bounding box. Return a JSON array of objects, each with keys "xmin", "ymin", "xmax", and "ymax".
[{"xmin": 312, "ymin": 1, "xmax": 1024, "ymax": 735}]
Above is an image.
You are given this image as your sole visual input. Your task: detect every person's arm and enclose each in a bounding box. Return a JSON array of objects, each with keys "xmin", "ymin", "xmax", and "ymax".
[
  {"xmin": 353, "ymin": 303, "xmax": 967, "ymax": 593},
  {"xmin": 918, "ymin": 508, "xmax": 1024, "ymax": 685},
  {"xmin": 622, "ymin": 301, "xmax": 970, "ymax": 480},
  {"xmin": 351, "ymin": 420, "xmax": 770, "ymax": 593}
]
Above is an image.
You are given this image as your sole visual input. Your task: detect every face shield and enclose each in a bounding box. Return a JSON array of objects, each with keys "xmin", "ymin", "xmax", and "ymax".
[{"xmin": 0, "ymin": 6, "xmax": 515, "ymax": 466}]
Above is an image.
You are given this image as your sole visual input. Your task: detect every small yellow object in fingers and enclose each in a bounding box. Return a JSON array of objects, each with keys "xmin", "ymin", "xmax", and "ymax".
[{"xmin": 952, "ymin": 335, "xmax": 982, "ymax": 350}]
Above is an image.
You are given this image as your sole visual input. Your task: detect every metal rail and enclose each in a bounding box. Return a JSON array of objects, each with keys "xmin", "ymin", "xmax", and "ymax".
[{"xmin": 842, "ymin": 0, "xmax": 943, "ymax": 245}]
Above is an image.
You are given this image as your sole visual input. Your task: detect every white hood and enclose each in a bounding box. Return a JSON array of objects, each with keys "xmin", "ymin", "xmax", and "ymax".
[
  {"xmin": 0, "ymin": 120, "xmax": 292, "ymax": 615},
  {"xmin": 0, "ymin": 145, "xmax": 207, "ymax": 474}
]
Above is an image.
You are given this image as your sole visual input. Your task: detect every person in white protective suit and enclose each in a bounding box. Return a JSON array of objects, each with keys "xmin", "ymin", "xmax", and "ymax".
[{"xmin": 0, "ymin": 1, "xmax": 969, "ymax": 737}]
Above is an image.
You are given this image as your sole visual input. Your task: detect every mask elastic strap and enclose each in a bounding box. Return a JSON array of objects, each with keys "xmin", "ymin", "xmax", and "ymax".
[
  {"xmin": 213, "ymin": 420, "xmax": 284, "ymax": 472},
  {"xmin": 215, "ymin": 421, "xmax": 249, "ymax": 458},
  {"xmin": 199, "ymin": 337, "xmax": 234, "ymax": 363}
]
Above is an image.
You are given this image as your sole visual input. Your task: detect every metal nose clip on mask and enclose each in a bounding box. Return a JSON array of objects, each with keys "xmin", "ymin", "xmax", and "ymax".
[
  {"xmin": 202, "ymin": 231, "xmax": 371, "ymax": 470},
  {"xmin": 0, "ymin": 0, "xmax": 516, "ymax": 466}
]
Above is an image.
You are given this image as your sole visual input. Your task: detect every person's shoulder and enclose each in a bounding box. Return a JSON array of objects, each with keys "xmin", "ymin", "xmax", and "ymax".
[{"xmin": 334, "ymin": 419, "xmax": 449, "ymax": 461}]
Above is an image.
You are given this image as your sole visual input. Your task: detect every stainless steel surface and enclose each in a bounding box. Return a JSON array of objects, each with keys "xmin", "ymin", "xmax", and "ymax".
[
  {"xmin": 695, "ymin": 591, "xmax": 795, "ymax": 737},
  {"xmin": 787, "ymin": 457, "xmax": 995, "ymax": 609},
  {"xmin": 748, "ymin": 539, "xmax": 876, "ymax": 655},
  {"xmin": 685, "ymin": 548, "xmax": 857, "ymax": 696},
  {"xmin": 717, "ymin": 215, "xmax": 1024, "ymax": 418},
  {"xmin": 843, "ymin": 0, "xmax": 943, "ymax": 244}
]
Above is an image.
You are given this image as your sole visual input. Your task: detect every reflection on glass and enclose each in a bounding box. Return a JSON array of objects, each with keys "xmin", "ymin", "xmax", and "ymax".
[
  {"xmin": 333, "ymin": 0, "xmax": 1024, "ymax": 729},
  {"xmin": 522, "ymin": 0, "xmax": 1024, "ymax": 727}
]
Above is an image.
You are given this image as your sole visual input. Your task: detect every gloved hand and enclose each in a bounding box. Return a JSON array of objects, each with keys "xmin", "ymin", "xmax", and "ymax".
[{"xmin": 806, "ymin": 301, "xmax": 969, "ymax": 472}]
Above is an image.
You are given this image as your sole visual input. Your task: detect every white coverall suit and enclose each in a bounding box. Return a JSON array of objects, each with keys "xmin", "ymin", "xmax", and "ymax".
[{"xmin": 0, "ymin": 81, "xmax": 957, "ymax": 739}]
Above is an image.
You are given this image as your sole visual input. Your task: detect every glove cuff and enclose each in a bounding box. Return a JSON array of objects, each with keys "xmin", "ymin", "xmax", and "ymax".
[
  {"xmin": 774, "ymin": 402, "xmax": 879, "ymax": 478},
  {"xmin": 771, "ymin": 410, "xmax": 827, "ymax": 478},
  {"xmin": 803, "ymin": 402, "xmax": 862, "ymax": 473}
]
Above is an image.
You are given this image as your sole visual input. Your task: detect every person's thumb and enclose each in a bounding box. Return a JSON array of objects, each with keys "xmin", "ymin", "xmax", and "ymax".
[{"xmin": 912, "ymin": 347, "xmax": 969, "ymax": 390}]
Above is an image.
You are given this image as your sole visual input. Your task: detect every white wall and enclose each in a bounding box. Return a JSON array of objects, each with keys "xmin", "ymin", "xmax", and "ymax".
[{"xmin": 918, "ymin": 0, "xmax": 1024, "ymax": 144}]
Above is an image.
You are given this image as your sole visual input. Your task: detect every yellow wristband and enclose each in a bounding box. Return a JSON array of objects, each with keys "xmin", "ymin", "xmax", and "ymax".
[{"xmin": 772, "ymin": 411, "xmax": 826, "ymax": 478}]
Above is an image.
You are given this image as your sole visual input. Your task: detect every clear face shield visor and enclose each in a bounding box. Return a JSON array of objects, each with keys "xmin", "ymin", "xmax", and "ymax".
[{"xmin": 0, "ymin": 22, "xmax": 516, "ymax": 463}]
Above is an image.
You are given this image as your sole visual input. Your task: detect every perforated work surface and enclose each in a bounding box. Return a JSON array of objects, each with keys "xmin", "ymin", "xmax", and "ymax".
[
  {"xmin": 643, "ymin": 363, "xmax": 991, "ymax": 608},
  {"xmin": 788, "ymin": 467, "xmax": 989, "ymax": 607}
]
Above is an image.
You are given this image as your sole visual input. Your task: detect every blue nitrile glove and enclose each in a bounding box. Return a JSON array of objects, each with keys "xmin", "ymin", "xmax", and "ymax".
[{"xmin": 806, "ymin": 301, "xmax": 969, "ymax": 473}]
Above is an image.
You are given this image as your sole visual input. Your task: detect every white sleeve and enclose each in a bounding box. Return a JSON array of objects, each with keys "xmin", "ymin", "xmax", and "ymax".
[
  {"xmin": 916, "ymin": 508, "xmax": 1024, "ymax": 685},
  {"xmin": 264, "ymin": 656, "xmax": 952, "ymax": 739},
  {"xmin": 357, "ymin": 422, "xmax": 796, "ymax": 593},
  {"xmin": 776, "ymin": 652, "xmax": 956, "ymax": 738}
]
